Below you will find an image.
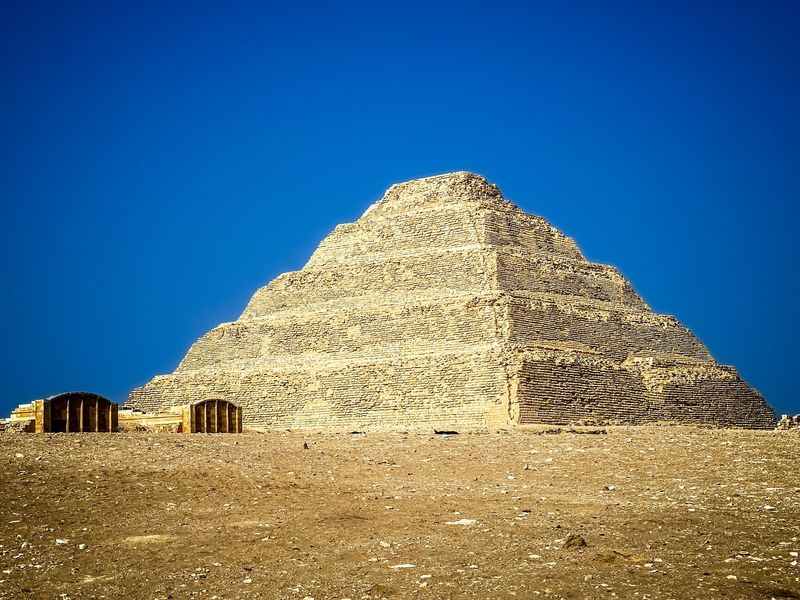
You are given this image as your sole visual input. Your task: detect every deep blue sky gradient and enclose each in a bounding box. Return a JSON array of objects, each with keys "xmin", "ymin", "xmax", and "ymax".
[{"xmin": 2, "ymin": 1, "xmax": 798, "ymax": 417}]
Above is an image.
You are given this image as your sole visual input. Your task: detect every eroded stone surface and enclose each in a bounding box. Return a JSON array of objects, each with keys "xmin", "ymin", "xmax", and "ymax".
[{"xmin": 127, "ymin": 172, "xmax": 775, "ymax": 429}]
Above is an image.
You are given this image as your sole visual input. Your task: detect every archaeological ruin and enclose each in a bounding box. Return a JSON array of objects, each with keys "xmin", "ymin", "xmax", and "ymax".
[
  {"xmin": 127, "ymin": 172, "xmax": 776, "ymax": 430},
  {"xmin": 5, "ymin": 395, "xmax": 243, "ymax": 434},
  {"xmin": 9, "ymin": 392, "xmax": 119, "ymax": 433},
  {"xmin": 119, "ymin": 399, "xmax": 243, "ymax": 433}
]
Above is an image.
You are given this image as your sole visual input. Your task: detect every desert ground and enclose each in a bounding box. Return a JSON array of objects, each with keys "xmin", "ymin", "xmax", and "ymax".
[{"xmin": 0, "ymin": 426, "xmax": 798, "ymax": 600}]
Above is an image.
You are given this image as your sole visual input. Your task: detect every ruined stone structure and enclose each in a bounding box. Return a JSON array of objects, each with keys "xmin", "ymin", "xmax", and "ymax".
[
  {"xmin": 128, "ymin": 172, "xmax": 775, "ymax": 429},
  {"xmin": 119, "ymin": 399, "xmax": 243, "ymax": 433},
  {"xmin": 9, "ymin": 392, "xmax": 119, "ymax": 433}
]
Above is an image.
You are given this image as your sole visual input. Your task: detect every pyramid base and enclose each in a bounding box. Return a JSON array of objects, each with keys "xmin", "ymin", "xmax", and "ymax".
[{"xmin": 128, "ymin": 348, "xmax": 775, "ymax": 430}]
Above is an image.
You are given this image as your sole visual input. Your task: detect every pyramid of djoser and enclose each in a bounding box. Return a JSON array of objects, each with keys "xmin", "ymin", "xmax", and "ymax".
[{"xmin": 128, "ymin": 172, "xmax": 775, "ymax": 429}]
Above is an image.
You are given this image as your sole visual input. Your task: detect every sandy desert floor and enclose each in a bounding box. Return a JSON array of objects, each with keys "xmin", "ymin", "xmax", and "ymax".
[{"xmin": 0, "ymin": 426, "xmax": 798, "ymax": 600}]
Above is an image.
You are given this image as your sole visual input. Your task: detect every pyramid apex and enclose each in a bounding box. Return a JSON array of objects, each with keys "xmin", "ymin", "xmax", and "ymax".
[
  {"xmin": 379, "ymin": 171, "xmax": 504, "ymax": 208},
  {"xmin": 394, "ymin": 170, "xmax": 489, "ymax": 185}
]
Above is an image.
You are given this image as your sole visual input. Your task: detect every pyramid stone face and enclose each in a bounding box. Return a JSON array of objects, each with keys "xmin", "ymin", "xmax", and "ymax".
[{"xmin": 127, "ymin": 172, "xmax": 775, "ymax": 429}]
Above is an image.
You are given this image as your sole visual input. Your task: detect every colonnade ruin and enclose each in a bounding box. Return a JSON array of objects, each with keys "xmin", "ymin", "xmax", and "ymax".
[
  {"xmin": 119, "ymin": 399, "xmax": 243, "ymax": 433},
  {"xmin": 8, "ymin": 392, "xmax": 118, "ymax": 433},
  {"xmin": 5, "ymin": 394, "xmax": 242, "ymax": 434}
]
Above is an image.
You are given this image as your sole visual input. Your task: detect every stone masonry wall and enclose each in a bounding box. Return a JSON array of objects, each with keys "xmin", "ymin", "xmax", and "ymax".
[
  {"xmin": 132, "ymin": 349, "xmax": 510, "ymax": 429},
  {"xmin": 515, "ymin": 354, "xmax": 773, "ymax": 428}
]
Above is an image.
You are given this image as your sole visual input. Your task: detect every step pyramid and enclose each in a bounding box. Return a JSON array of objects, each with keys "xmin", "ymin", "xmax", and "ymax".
[{"xmin": 127, "ymin": 172, "xmax": 775, "ymax": 429}]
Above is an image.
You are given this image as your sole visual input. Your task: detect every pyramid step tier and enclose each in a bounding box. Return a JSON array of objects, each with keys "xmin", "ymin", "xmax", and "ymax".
[
  {"xmin": 130, "ymin": 348, "xmax": 774, "ymax": 430},
  {"xmin": 180, "ymin": 292, "xmax": 711, "ymax": 373},
  {"xmin": 305, "ymin": 201, "xmax": 582, "ymax": 268},
  {"xmin": 243, "ymin": 248, "xmax": 645, "ymax": 317}
]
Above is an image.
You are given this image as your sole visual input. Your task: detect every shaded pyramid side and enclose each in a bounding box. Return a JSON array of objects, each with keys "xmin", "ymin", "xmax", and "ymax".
[{"xmin": 127, "ymin": 172, "xmax": 775, "ymax": 429}]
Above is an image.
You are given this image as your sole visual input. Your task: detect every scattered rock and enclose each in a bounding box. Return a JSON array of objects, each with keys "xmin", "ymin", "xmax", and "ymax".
[
  {"xmin": 445, "ymin": 518, "xmax": 478, "ymax": 526},
  {"xmin": 594, "ymin": 548, "xmax": 645, "ymax": 563},
  {"xmin": 776, "ymin": 414, "xmax": 800, "ymax": 430},
  {"xmin": 562, "ymin": 534, "xmax": 587, "ymax": 549},
  {"xmin": 368, "ymin": 583, "xmax": 394, "ymax": 597}
]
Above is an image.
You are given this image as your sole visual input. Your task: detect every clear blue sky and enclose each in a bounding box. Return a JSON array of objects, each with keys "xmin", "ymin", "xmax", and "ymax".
[{"xmin": 2, "ymin": 1, "xmax": 798, "ymax": 418}]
